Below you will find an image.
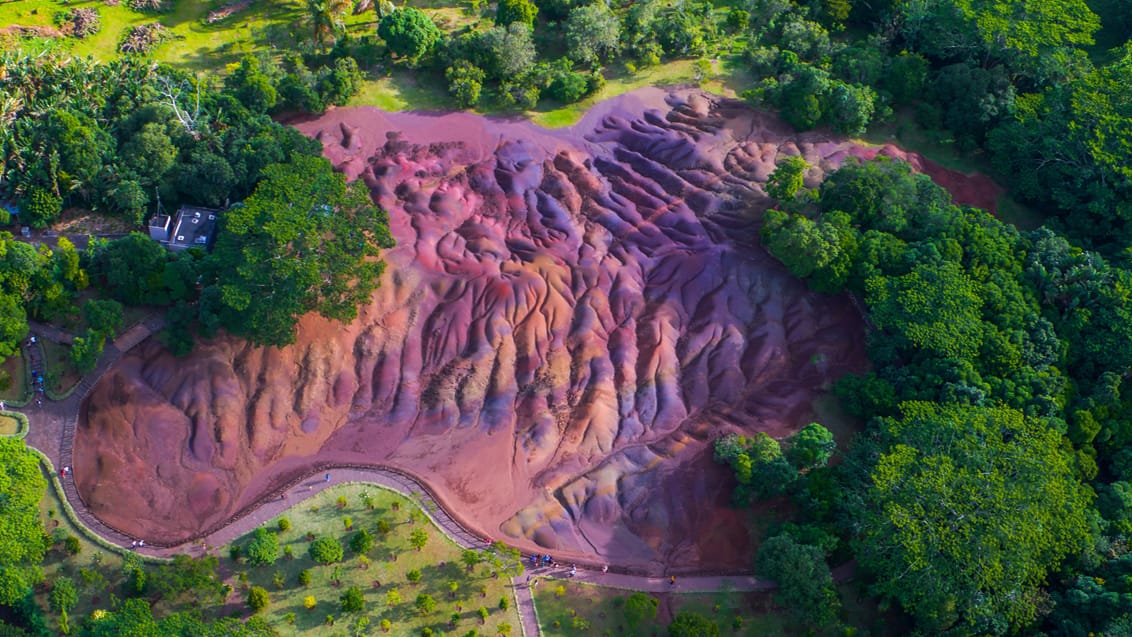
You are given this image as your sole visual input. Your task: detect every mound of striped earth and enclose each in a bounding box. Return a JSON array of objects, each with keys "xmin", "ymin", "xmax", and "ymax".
[{"xmin": 74, "ymin": 88, "xmax": 994, "ymax": 572}]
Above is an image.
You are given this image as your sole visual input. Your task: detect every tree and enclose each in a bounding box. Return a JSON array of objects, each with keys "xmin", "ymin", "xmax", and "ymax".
[
  {"xmin": 865, "ymin": 261, "xmax": 985, "ymax": 361},
  {"xmin": 49, "ymin": 578, "xmax": 78, "ymax": 614},
  {"xmin": 120, "ymin": 122, "xmax": 176, "ymax": 188},
  {"xmin": 756, "ymin": 535, "xmax": 839, "ymax": 628},
  {"xmin": 786, "ymin": 423, "xmax": 835, "ymax": 471},
  {"xmin": 406, "ymin": 569, "xmax": 422, "ymax": 584},
  {"xmin": 350, "ymin": 529, "xmax": 374, "ymax": 554},
  {"xmin": 564, "ymin": 3, "xmax": 621, "ymax": 67},
  {"xmin": 304, "ymin": 595, "xmax": 317, "ymax": 610},
  {"xmin": 204, "ymin": 155, "xmax": 393, "ymax": 347},
  {"xmin": 378, "ymin": 8, "xmax": 442, "ymax": 63},
  {"xmin": 20, "ymin": 187, "xmax": 62, "ymax": 230},
  {"xmin": 858, "ymin": 402, "xmax": 1093, "ymax": 634},
  {"xmin": 765, "ymin": 156, "xmax": 808, "ymax": 203},
  {"xmin": 316, "ymin": 57, "xmax": 364, "ymax": 107},
  {"xmin": 340, "ymin": 586, "xmax": 365, "ymax": 613},
  {"xmin": 87, "ymin": 233, "xmax": 172, "ymax": 307},
  {"xmin": 70, "ymin": 328, "xmax": 105, "ymax": 374},
  {"xmin": 244, "ymin": 528, "xmax": 280, "ymax": 567},
  {"xmin": 495, "ymin": 0, "xmax": 537, "ymax": 27},
  {"xmin": 623, "ymin": 592, "xmax": 658, "ymax": 632},
  {"xmin": 409, "ymin": 529, "xmax": 429, "ymax": 551},
  {"xmin": 415, "ymin": 593, "xmax": 436, "ymax": 615},
  {"xmin": 713, "ymin": 432, "xmax": 798, "ymax": 503},
  {"xmin": 0, "ymin": 295, "xmax": 28, "ymax": 363},
  {"xmin": 474, "ymin": 23, "xmax": 537, "ymax": 82},
  {"xmin": 446, "ymin": 61, "xmax": 485, "ymax": 108},
  {"xmin": 462, "ymin": 549, "xmax": 483, "ymax": 571},
  {"xmin": 668, "ymin": 611, "xmax": 719, "ymax": 637},
  {"xmin": 309, "ymin": 537, "xmax": 345, "ymax": 564},
  {"xmin": 82, "ymin": 299, "xmax": 124, "ymax": 338},
  {"xmin": 306, "ymin": 0, "xmax": 351, "ymax": 51},
  {"xmin": 247, "ymin": 586, "xmax": 269, "ymax": 613},
  {"xmin": 386, "ymin": 588, "xmax": 401, "ymax": 607}
]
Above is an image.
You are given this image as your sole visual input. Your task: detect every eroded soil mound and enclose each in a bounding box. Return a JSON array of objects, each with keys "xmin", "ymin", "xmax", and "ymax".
[{"xmin": 74, "ymin": 89, "xmax": 990, "ymax": 571}]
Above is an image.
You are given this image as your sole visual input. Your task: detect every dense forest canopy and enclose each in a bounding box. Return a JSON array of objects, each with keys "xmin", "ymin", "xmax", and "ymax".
[{"xmin": 0, "ymin": 0, "xmax": 1131, "ymax": 634}]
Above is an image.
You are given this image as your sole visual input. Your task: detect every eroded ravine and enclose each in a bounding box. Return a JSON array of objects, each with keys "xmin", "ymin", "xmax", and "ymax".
[{"xmin": 74, "ymin": 88, "xmax": 995, "ymax": 571}]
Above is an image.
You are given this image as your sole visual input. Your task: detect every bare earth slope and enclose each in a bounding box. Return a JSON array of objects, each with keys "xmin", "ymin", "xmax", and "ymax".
[{"xmin": 76, "ymin": 89, "xmax": 990, "ymax": 571}]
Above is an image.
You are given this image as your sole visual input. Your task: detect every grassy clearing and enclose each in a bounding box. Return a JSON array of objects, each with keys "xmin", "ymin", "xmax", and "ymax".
[
  {"xmin": 35, "ymin": 467, "xmax": 128, "ymax": 635},
  {"xmin": 223, "ymin": 483, "xmax": 522, "ymax": 635},
  {"xmin": 535, "ymin": 579, "xmax": 908, "ymax": 636},
  {"xmin": 0, "ymin": 346, "xmax": 31, "ymax": 405},
  {"xmin": 0, "ymin": 414, "xmax": 21, "ymax": 435},
  {"xmin": 859, "ymin": 109, "xmax": 985, "ymax": 175},
  {"xmin": 30, "ymin": 482, "xmax": 522, "ymax": 634},
  {"xmin": 39, "ymin": 339, "xmax": 80, "ymax": 399},
  {"xmin": 533, "ymin": 579, "xmax": 790, "ymax": 636}
]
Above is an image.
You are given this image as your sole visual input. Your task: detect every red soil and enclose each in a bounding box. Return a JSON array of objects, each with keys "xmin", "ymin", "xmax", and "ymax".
[{"xmin": 73, "ymin": 89, "xmax": 998, "ymax": 572}]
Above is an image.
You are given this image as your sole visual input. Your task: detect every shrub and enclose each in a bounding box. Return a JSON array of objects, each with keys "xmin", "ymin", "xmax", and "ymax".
[
  {"xmin": 309, "ymin": 536, "xmax": 345, "ymax": 564},
  {"xmin": 64, "ymin": 535, "xmax": 81, "ymax": 556},
  {"xmin": 478, "ymin": 606, "xmax": 489, "ymax": 623},
  {"xmin": 416, "ymin": 593, "xmax": 437, "ymax": 615},
  {"xmin": 303, "ymin": 595, "xmax": 317, "ymax": 610},
  {"xmin": 409, "ymin": 529, "xmax": 429, "ymax": 551},
  {"xmin": 343, "ymin": 515, "xmax": 353, "ymax": 530},
  {"xmin": 337, "ymin": 495, "xmax": 348, "ymax": 508},
  {"xmin": 376, "ymin": 519, "xmax": 392, "ymax": 535},
  {"xmin": 387, "ymin": 588, "xmax": 402, "ymax": 606},
  {"xmin": 350, "ymin": 529, "xmax": 374, "ymax": 554},
  {"xmin": 273, "ymin": 571, "xmax": 286, "ymax": 589},
  {"xmin": 285, "ymin": 612, "xmax": 296, "ymax": 625},
  {"xmin": 299, "ymin": 569, "xmax": 312, "ymax": 586},
  {"xmin": 407, "ymin": 569, "xmax": 422, "ymax": 584},
  {"xmin": 278, "ymin": 517, "xmax": 291, "ymax": 532},
  {"xmin": 244, "ymin": 527, "xmax": 280, "ymax": 566},
  {"xmin": 381, "ymin": 618, "xmax": 392, "ymax": 632},
  {"xmin": 340, "ymin": 586, "xmax": 365, "ymax": 613},
  {"xmin": 50, "ymin": 578, "xmax": 78, "ymax": 613},
  {"xmin": 499, "ymin": 596, "xmax": 509, "ymax": 611},
  {"xmin": 247, "ymin": 586, "xmax": 269, "ymax": 612}
]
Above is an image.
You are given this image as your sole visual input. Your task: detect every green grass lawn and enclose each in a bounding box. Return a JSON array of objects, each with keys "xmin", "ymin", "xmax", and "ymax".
[
  {"xmin": 32, "ymin": 481, "xmax": 523, "ymax": 634},
  {"xmin": 533, "ymin": 579, "xmax": 791, "ymax": 636},
  {"xmin": 39, "ymin": 339, "xmax": 80, "ymax": 399},
  {"xmin": 535, "ymin": 579, "xmax": 909, "ymax": 636},
  {"xmin": 0, "ymin": 347, "xmax": 31, "ymax": 405},
  {"xmin": 222, "ymin": 483, "xmax": 522, "ymax": 635},
  {"xmin": 0, "ymin": 414, "xmax": 22, "ymax": 435}
]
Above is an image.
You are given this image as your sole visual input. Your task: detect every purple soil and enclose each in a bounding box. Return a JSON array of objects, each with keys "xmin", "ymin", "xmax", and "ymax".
[{"xmin": 74, "ymin": 88, "xmax": 1003, "ymax": 572}]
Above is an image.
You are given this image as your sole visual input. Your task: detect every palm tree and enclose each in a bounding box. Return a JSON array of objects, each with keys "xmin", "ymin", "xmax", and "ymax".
[{"xmin": 306, "ymin": 0, "xmax": 352, "ymax": 51}]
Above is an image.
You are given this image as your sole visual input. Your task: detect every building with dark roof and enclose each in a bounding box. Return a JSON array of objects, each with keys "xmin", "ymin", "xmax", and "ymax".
[{"xmin": 149, "ymin": 206, "xmax": 220, "ymax": 251}]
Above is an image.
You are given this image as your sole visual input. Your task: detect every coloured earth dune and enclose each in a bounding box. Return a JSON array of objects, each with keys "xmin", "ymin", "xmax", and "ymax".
[{"xmin": 74, "ymin": 88, "xmax": 997, "ymax": 572}]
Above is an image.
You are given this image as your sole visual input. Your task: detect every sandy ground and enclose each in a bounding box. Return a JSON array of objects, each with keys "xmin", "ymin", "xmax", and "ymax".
[{"xmin": 74, "ymin": 89, "xmax": 999, "ymax": 571}]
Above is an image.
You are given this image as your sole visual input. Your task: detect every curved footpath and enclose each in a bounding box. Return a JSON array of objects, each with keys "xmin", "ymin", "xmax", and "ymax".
[{"xmin": 20, "ymin": 317, "xmax": 774, "ymax": 636}]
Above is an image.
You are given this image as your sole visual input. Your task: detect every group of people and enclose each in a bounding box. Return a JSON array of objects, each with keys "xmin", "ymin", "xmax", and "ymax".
[{"xmin": 528, "ymin": 554, "xmax": 610, "ymax": 577}]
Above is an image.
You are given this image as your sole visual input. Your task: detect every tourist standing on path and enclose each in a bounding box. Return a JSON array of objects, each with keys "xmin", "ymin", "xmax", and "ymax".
[{"xmin": 325, "ymin": 472, "xmax": 330, "ymax": 483}]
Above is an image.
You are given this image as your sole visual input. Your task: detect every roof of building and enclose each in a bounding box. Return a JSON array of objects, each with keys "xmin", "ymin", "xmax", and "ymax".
[{"xmin": 169, "ymin": 206, "xmax": 219, "ymax": 251}]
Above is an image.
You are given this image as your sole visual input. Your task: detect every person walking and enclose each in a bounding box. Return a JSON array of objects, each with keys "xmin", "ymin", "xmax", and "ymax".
[{"xmin": 324, "ymin": 472, "xmax": 330, "ymax": 483}]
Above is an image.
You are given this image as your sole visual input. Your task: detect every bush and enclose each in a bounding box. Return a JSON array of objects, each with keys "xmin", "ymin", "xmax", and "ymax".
[
  {"xmin": 340, "ymin": 586, "xmax": 365, "ymax": 613},
  {"xmin": 21, "ymin": 186, "xmax": 62, "ymax": 229},
  {"xmin": 350, "ymin": 529, "xmax": 374, "ymax": 554},
  {"xmin": 277, "ymin": 517, "xmax": 291, "ymax": 532},
  {"xmin": 64, "ymin": 535, "xmax": 81, "ymax": 556},
  {"xmin": 304, "ymin": 595, "xmax": 317, "ymax": 610},
  {"xmin": 416, "ymin": 593, "xmax": 437, "ymax": 615},
  {"xmin": 547, "ymin": 70, "xmax": 589, "ymax": 103},
  {"xmin": 446, "ymin": 61, "xmax": 486, "ymax": 108},
  {"xmin": 407, "ymin": 569, "xmax": 422, "ymax": 584},
  {"xmin": 299, "ymin": 569, "xmax": 312, "ymax": 586},
  {"xmin": 309, "ymin": 536, "xmax": 345, "ymax": 564},
  {"xmin": 244, "ymin": 527, "xmax": 280, "ymax": 566},
  {"xmin": 247, "ymin": 586, "xmax": 269, "ymax": 612}
]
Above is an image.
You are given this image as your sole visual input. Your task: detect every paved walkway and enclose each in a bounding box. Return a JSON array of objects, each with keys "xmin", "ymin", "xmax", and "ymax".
[{"xmin": 16, "ymin": 313, "xmax": 786, "ymax": 637}]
